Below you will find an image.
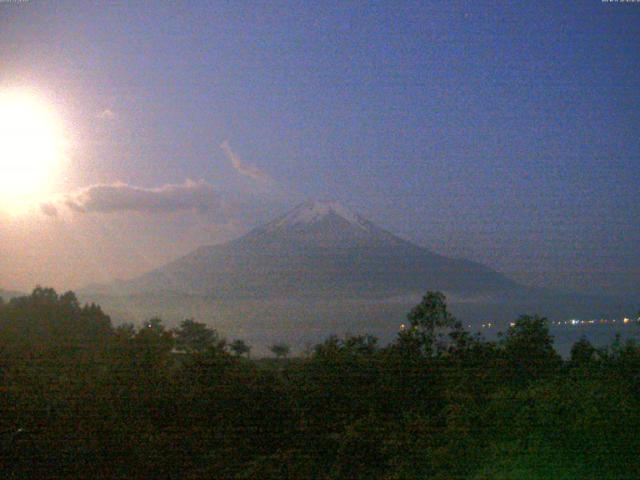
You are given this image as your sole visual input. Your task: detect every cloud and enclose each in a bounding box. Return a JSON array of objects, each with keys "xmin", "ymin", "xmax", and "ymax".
[
  {"xmin": 97, "ymin": 109, "xmax": 116, "ymax": 120},
  {"xmin": 220, "ymin": 140, "xmax": 271, "ymax": 183},
  {"xmin": 65, "ymin": 180, "xmax": 221, "ymax": 214},
  {"xmin": 40, "ymin": 203, "xmax": 58, "ymax": 217}
]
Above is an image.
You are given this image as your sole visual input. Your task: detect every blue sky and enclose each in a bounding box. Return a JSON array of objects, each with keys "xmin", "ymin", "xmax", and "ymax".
[{"xmin": 1, "ymin": 1, "xmax": 639, "ymax": 297}]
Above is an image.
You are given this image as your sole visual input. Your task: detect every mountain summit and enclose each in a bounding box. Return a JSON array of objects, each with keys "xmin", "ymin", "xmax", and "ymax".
[
  {"xmin": 269, "ymin": 200, "xmax": 366, "ymax": 229},
  {"xmin": 97, "ymin": 200, "xmax": 521, "ymax": 299},
  {"xmin": 237, "ymin": 200, "xmax": 410, "ymax": 251}
]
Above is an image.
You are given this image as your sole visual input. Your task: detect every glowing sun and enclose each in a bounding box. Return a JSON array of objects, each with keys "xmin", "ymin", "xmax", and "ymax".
[{"xmin": 0, "ymin": 89, "xmax": 67, "ymax": 213}]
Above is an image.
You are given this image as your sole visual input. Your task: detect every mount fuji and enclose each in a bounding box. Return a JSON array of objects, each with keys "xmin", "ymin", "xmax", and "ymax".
[
  {"xmin": 94, "ymin": 200, "xmax": 523, "ymax": 300},
  {"xmin": 82, "ymin": 200, "xmax": 634, "ymax": 352}
]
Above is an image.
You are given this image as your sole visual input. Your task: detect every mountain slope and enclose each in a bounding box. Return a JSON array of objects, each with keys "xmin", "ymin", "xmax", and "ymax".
[
  {"xmin": 82, "ymin": 201, "xmax": 636, "ymax": 354},
  {"xmin": 93, "ymin": 200, "xmax": 523, "ymax": 299}
]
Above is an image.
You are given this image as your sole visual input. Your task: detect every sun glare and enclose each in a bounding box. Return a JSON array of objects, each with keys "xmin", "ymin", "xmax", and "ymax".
[{"xmin": 0, "ymin": 89, "xmax": 67, "ymax": 213}]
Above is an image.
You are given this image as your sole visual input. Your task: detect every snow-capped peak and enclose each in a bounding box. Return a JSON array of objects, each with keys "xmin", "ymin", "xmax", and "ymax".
[{"xmin": 272, "ymin": 200, "xmax": 368, "ymax": 230}]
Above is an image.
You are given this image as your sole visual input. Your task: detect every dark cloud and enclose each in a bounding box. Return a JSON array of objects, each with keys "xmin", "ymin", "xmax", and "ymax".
[
  {"xmin": 40, "ymin": 203, "xmax": 58, "ymax": 217},
  {"xmin": 65, "ymin": 180, "xmax": 221, "ymax": 214}
]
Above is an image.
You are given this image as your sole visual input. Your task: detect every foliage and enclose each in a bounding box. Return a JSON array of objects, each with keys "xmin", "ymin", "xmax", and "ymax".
[
  {"xmin": 500, "ymin": 314, "xmax": 562, "ymax": 384},
  {"xmin": 400, "ymin": 291, "xmax": 467, "ymax": 356},
  {"xmin": 0, "ymin": 287, "xmax": 638, "ymax": 478},
  {"xmin": 269, "ymin": 342, "xmax": 290, "ymax": 359},
  {"xmin": 230, "ymin": 339, "xmax": 251, "ymax": 357},
  {"xmin": 174, "ymin": 318, "xmax": 224, "ymax": 353}
]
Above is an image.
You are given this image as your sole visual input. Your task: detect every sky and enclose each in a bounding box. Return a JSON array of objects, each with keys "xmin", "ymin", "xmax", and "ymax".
[{"xmin": 0, "ymin": 1, "xmax": 639, "ymax": 298}]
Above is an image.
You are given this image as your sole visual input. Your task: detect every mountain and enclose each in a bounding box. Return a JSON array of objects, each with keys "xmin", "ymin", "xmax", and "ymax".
[
  {"xmin": 94, "ymin": 200, "xmax": 523, "ymax": 300},
  {"xmin": 81, "ymin": 201, "xmax": 636, "ymax": 354}
]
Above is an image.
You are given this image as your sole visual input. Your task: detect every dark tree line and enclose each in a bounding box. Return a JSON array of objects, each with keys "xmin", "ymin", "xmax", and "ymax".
[{"xmin": 0, "ymin": 288, "xmax": 639, "ymax": 478}]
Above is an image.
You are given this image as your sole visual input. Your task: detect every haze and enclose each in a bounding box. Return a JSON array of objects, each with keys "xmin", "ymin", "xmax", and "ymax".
[{"xmin": 1, "ymin": 1, "xmax": 638, "ymax": 299}]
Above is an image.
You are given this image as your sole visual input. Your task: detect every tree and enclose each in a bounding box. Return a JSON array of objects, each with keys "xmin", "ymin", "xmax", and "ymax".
[
  {"xmin": 230, "ymin": 339, "xmax": 251, "ymax": 357},
  {"xmin": 343, "ymin": 334, "xmax": 378, "ymax": 355},
  {"xmin": 570, "ymin": 336, "xmax": 597, "ymax": 366},
  {"xmin": 269, "ymin": 342, "xmax": 290, "ymax": 359},
  {"xmin": 131, "ymin": 317, "xmax": 175, "ymax": 373},
  {"xmin": 0, "ymin": 287, "xmax": 112, "ymax": 350},
  {"xmin": 501, "ymin": 314, "xmax": 561, "ymax": 383},
  {"xmin": 400, "ymin": 291, "xmax": 459, "ymax": 356},
  {"xmin": 174, "ymin": 319, "xmax": 221, "ymax": 353},
  {"xmin": 115, "ymin": 322, "xmax": 136, "ymax": 340}
]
